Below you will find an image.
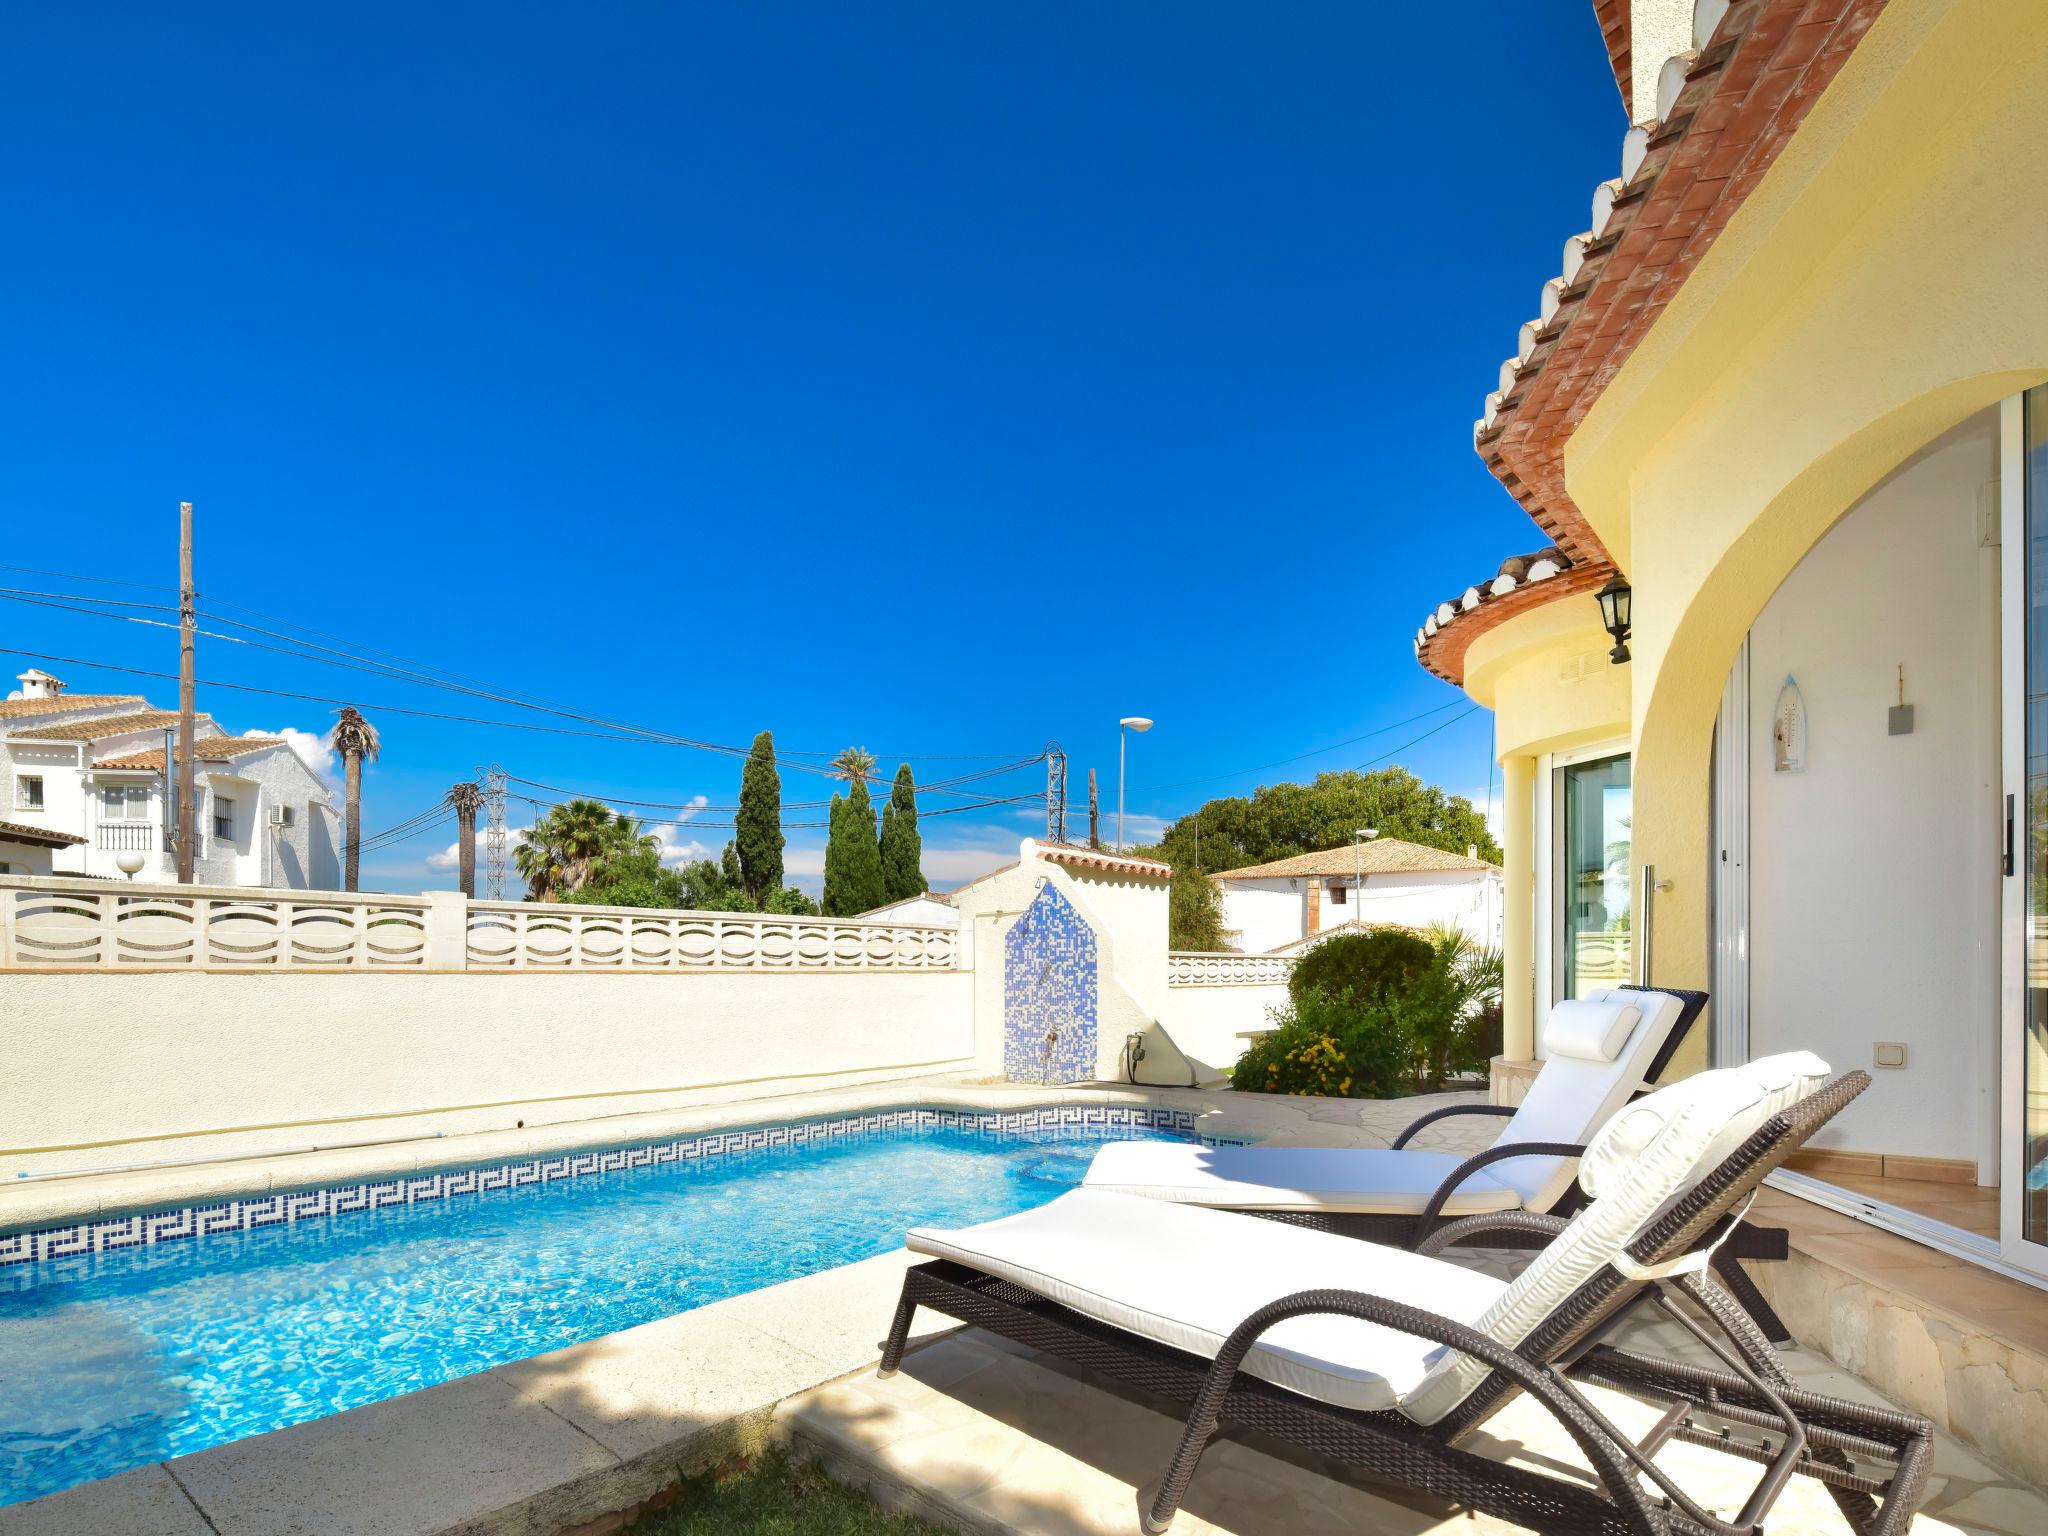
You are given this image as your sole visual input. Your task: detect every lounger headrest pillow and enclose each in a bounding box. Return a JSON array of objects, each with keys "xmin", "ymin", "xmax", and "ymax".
[
  {"xmin": 1577, "ymin": 1051, "xmax": 1831, "ymax": 1200},
  {"xmin": 1541, "ymin": 997, "xmax": 1643, "ymax": 1062}
]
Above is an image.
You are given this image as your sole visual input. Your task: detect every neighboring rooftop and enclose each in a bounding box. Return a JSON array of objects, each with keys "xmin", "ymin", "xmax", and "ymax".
[
  {"xmin": 0, "ymin": 818, "xmax": 89, "ymax": 849},
  {"xmin": 0, "ymin": 693, "xmax": 147, "ymax": 721},
  {"xmin": 10, "ymin": 709, "xmax": 205, "ymax": 742},
  {"xmin": 97, "ymin": 738, "xmax": 288, "ymax": 771},
  {"xmin": 1209, "ymin": 838, "xmax": 1500, "ymax": 882}
]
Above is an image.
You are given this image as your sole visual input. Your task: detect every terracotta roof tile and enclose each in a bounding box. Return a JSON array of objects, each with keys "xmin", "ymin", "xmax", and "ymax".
[
  {"xmin": 1428, "ymin": 0, "xmax": 1884, "ymax": 686},
  {"xmin": 1208, "ymin": 839, "xmax": 1500, "ymax": 882},
  {"xmin": 95, "ymin": 738, "xmax": 286, "ymax": 770},
  {"xmin": 0, "ymin": 818, "xmax": 88, "ymax": 847},
  {"xmin": 10, "ymin": 709, "xmax": 204, "ymax": 742},
  {"xmin": 1034, "ymin": 843, "xmax": 1173, "ymax": 881},
  {"xmin": 0, "ymin": 694, "xmax": 147, "ymax": 720}
]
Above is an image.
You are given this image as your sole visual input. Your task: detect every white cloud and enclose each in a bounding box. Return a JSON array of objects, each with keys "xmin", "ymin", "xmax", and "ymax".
[
  {"xmin": 650, "ymin": 821, "xmax": 715, "ymax": 868},
  {"xmin": 247, "ymin": 726, "xmax": 337, "ymax": 785},
  {"xmin": 427, "ymin": 824, "xmax": 529, "ymax": 872},
  {"xmin": 1460, "ymin": 786, "xmax": 1505, "ymax": 844},
  {"xmin": 923, "ymin": 845, "xmax": 1018, "ymax": 885},
  {"xmin": 426, "ymin": 819, "xmax": 715, "ymax": 876}
]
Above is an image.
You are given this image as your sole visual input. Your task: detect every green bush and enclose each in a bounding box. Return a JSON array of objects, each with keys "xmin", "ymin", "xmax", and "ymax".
[
  {"xmin": 1233, "ymin": 925, "xmax": 1505, "ymax": 1099},
  {"xmin": 1288, "ymin": 928, "xmax": 1432, "ymax": 1008},
  {"xmin": 1230, "ymin": 986, "xmax": 1418, "ymax": 1099}
]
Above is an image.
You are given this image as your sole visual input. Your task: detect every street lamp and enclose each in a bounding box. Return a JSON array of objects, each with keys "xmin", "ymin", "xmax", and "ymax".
[
  {"xmin": 1352, "ymin": 827, "xmax": 1378, "ymax": 929},
  {"xmin": 1117, "ymin": 716, "xmax": 1153, "ymax": 852}
]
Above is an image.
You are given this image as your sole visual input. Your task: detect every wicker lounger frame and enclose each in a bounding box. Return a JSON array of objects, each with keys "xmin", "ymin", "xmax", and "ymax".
[
  {"xmin": 879, "ymin": 1071, "xmax": 1934, "ymax": 1535},
  {"xmin": 1242, "ymin": 987, "xmax": 1794, "ymax": 1343}
]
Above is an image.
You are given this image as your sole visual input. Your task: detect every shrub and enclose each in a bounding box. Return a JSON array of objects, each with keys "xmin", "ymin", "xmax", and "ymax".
[
  {"xmin": 1288, "ymin": 928, "xmax": 1433, "ymax": 1008},
  {"xmin": 1230, "ymin": 986, "xmax": 1418, "ymax": 1100}
]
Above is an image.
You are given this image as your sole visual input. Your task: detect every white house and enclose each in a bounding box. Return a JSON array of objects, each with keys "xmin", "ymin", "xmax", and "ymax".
[
  {"xmin": 0, "ymin": 669, "xmax": 341, "ymax": 887},
  {"xmin": 1209, "ymin": 838, "xmax": 1503, "ymax": 954},
  {"xmin": 857, "ymin": 891, "xmax": 958, "ymax": 927}
]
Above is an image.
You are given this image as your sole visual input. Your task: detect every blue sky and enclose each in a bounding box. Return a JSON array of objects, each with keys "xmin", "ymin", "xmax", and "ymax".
[{"xmin": 0, "ymin": 4, "xmax": 1622, "ymax": 892}]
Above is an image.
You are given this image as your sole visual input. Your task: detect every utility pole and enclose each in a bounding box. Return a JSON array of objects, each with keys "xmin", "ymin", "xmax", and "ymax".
[
  {"xmin": 1088, "ymin": 769, "xmax": 1101, "ymax": 850},
  {"xmin": 176, "ymin": 502, "xmax": 197, "ymax": 884}
]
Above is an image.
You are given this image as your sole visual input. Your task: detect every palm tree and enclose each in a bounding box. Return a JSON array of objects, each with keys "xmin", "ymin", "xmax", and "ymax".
[
  {"xmin": 515, "ymin": 799, "xmax": 649, "ymax": 900},
  {"xmin": 512, "ymin": 826, "xmax": 565, "ymax": 902},
  {"xmin": 328, "ymin": 707, "xmax": 381, "ymax": 892},
  {"xmin": 1416, "ymin": 921, "xmax": 1505, "ymax": 1090},
  {"xmin": 449, "ymin": 782, "xmax": 484, "ymax": 898},
  {"xmin": 830, "ymin": 745, "xmax": 877, "ymax": 785}
]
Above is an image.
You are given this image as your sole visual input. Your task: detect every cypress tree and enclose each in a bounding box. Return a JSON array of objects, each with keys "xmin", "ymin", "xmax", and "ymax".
[
  {"xmin": 841, "ymin": 775, "xmax": 886, "ymax": 914},
  {"xmin": 735, "ymin": 729, "xmax": 783, "ymax": 906},
  {"xmin": 879, "ymin": 763, "xmax": 926, "ymax": 901},
  {"xmin": 822, "ymin": 792, "xmax": 848, "ymax": 916}
]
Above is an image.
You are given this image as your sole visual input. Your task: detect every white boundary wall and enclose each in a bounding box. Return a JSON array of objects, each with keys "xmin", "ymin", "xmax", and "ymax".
[
  {"xmin": 0, "ymin": 967, "xmax": 974, "ymax": 1176},
  {"xmin": 0, "ymin": 874, "xmax": 971, "ymax": 1176}
]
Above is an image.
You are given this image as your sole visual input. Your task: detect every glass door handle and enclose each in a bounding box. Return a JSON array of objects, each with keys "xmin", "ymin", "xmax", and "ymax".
[{"xmin": 2006, "ymin": 793, "xmax": 2016, "ymax": 878}]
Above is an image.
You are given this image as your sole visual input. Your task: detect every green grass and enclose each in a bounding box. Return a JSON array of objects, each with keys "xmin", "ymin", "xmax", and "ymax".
[{"xmin": 622, "ymin": 1450, "xmax": 951, "ymax": 1535}]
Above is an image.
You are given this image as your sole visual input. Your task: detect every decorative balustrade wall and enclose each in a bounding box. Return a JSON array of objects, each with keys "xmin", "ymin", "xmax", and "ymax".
[
  {"xmin": 463, "ymin": 901, "xmax": 957, "ymax": 970},
  {"xmin": 1166, "ymin": 950, "xmax": 1294, "ymax": 986},
  {"xmin": 0, "ymin": 876, "xmax": 956, "ymax": 972}
]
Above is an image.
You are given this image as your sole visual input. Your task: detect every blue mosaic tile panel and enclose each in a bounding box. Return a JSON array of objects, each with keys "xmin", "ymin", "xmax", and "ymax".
[
  {"xmin": 0, "ymin": 1103, "xmax": 1196, "ymax": 1271},
  {"xmin": 1002, "ymin": 883, "xmax": 1099, "ymax": 1083}
]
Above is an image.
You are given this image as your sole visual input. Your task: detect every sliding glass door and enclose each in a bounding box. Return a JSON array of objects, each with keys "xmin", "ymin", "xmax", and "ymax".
[
  {"xmin": 2002, "ymin": 386, "xmax": 2048, "ymax": 1278},
  {"xmin": 1559, "ymin": 753, "xmax": 1632, "ymax": 998}
]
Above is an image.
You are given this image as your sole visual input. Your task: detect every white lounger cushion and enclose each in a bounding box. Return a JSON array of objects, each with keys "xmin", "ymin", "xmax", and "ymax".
[
  {"xmin": 1488, "ymin": 987, "xmax": 1685, "ymax": 1208},
  {"xmin": 1399, "ymin": 1051, "xmax": 1830, "ymax": 1424},
  {"xmin": 1080, "ymin": 987, "xmax": 1686, "ymax": 1217},
  {"xmin": 1077, "ymin": 1143, "xmax": 1524, "ymax": 1216},
  {"xmin": 1542, "ymin": 997, "xmax": 1643, "ymax": 1061},
  {"xmin": 908, "ymin": 1189, "xmax": 1506, "ymax": 1413}
]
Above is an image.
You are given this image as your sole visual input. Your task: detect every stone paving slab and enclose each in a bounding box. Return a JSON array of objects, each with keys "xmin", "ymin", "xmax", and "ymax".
[
  {"xmin": 0, "ymin": 1465, "xmax": 214, "ymax": 1536},
  {"xmin": 784, "ymin": 1320, "xmax": 2048, "ymax": 1536}
]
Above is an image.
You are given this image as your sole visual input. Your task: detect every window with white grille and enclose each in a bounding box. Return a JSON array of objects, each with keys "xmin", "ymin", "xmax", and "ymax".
[{"xmin": 16, "ymin": 775, "xmax": 43, "ymax": 810}]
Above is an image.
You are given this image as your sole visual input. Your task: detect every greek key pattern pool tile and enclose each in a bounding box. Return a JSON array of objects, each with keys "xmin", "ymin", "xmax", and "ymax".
[{"xmin": 0, "ymin": 1104, "xmax": 1197, "ymax": 1267}]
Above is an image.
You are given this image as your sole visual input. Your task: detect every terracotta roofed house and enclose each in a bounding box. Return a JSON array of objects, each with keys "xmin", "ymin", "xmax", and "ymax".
[
  {"xmin": 0, "ymin": 667, "xmax": 340, "ymax": 887},
  {"xmin": 1208, "ymin": 837, "xmax": 1502, "ymax": 954}
]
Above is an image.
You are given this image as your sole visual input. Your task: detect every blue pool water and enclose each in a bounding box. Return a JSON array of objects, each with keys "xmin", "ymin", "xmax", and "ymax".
[{"xmin": 0, "ymin": 1117, "xmax": 1184, "ymax": 1507}]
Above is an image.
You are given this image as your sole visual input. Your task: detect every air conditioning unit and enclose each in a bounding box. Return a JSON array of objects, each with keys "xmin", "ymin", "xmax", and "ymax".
[{"xmin": 269, "ymin": 806, "xmax": 296, "ymax": 829}]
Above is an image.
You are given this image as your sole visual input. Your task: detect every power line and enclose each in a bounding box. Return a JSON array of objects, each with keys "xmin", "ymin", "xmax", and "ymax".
[
  {"xmin": 1347, "ymin": 705, "xmax": 1482, "ymax": 773},
  {"xmin": 0, "ymin": 646, "xmax": 670, "ymax": 742},
  {"xmin": 0, "ymin": 562, "xmax": 175, "ymax": 594},
  {"xmin": 1132, "ymin": 699, "xmax": 1468, "ymax": 793},
  {"xmin": 5, "ymin": 587, "xmax": 1042, "ymax": 778}
]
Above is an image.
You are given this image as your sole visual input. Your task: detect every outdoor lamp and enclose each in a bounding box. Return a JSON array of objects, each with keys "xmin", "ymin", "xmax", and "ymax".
[{"xmin": 1596, "ymin": 577, "xmax": 1633, "ymax": 664}]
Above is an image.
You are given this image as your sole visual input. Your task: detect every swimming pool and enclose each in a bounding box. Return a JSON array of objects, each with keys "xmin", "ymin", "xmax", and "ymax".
[{"xmin": 0, "ymin": 1107, "xmax": 1190, "ymax": 1507}]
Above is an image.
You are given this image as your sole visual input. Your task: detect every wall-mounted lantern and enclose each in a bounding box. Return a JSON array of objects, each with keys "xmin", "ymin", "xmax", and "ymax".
[{"xmin": 1595, "ymin": 577, "xmax": 1633, "ymax": 664}]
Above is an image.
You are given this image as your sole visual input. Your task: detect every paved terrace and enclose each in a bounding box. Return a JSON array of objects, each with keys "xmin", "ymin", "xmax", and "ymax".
[{"xmin": 4, "ymin": 1074, "xmax": 2043, "ymax": 1536}]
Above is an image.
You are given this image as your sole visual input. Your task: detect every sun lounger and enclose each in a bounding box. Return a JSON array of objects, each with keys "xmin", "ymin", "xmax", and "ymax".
[
  {"xmin": 880, "ymin": 1054, "xmax": 1931, "ymax": 1535},
  {"xmin": 1081, "ymin": 986, "xmax": 1788, "ymax": 1339}
]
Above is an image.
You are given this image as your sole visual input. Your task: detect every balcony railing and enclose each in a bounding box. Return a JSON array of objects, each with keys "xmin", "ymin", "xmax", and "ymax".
[{"xmin": 94, "ymin": 822, "xmax": 162, "ymax": 852}]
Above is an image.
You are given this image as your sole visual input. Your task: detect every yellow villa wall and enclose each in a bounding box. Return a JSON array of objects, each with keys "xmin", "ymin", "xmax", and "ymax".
[
  {"xmin": 1475, "ymin": 0, "xmax": 2048, "ymax": 1077},
  {"xmin": 1462, "ymin": 602, "xmax": 1630, "ymax": 1063}
]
